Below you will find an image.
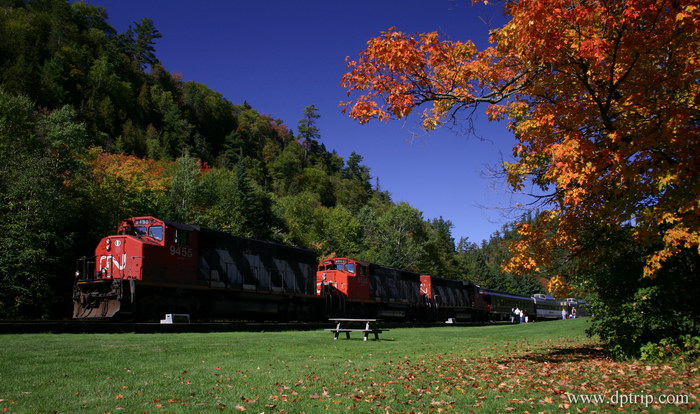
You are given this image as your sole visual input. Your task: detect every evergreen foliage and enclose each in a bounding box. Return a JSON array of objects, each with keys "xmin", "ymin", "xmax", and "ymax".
[
  {"xmin": 0, "ymin": 90, "xmax": 87, "ymax": 317},
  {"xmin": 454, "ymin": 216, "xmax": 544, "ymax": 296}
]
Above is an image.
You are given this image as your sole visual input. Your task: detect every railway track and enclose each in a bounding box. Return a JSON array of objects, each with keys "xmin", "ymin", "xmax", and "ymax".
[{"xmin": 0, "ymin": 320, "xmax": 497, "ymax": 334}]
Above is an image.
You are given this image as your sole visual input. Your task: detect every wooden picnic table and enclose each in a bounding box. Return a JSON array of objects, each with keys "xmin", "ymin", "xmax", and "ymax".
[{"xmin": 325, "ymin": 318, "xmax": 387, "ymax": 341}]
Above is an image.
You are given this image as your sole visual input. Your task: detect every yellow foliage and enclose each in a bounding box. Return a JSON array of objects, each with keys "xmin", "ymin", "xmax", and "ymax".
[{"xmin": 547, "ymin": 275, "xmax": 571, "ymax": 299}]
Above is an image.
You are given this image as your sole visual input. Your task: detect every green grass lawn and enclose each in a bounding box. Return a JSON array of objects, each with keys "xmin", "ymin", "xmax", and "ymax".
[{"xmin": 0, "ymin": 318, "xmax": 696, "ymax": 413}]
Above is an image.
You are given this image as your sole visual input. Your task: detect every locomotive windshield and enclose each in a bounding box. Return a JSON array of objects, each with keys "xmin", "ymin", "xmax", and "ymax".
[
  {"xmin": 318, "ymin": 260, "xmax": 355, "ymax": 273},
  {"xmin": 134, "ymin": 225, "xmax": 163, "ymax": 241},
  {"xmin": 148, "ymin": 225, "xmax": 163, "ymax": 241}
]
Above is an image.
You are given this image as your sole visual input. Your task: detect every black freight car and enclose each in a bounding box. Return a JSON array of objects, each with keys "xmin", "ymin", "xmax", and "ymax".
[{"xmin": 368, "ymin": 262, "xmax": 423, "ymax": 318}]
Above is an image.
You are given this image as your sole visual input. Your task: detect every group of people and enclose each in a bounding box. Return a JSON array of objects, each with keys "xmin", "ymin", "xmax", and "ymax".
[
  {"xmin": 511, "ymin": 306, "xmax": 578, "ymax": 323},
  {"xmin": 562, "ymin": 307, "xmax": 577, "ymax": 319},
  {"xmin": 510, "ymin": 307, "xmax": 529, "ymax": 323}
]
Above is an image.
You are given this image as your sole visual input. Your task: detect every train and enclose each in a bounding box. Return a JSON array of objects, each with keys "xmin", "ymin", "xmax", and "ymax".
[{"xmin": 72, "ymin": 216, "xmax": 587, "ymax": 322}]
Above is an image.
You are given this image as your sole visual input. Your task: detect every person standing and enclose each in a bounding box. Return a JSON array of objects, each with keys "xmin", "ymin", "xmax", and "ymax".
[{"xmin": 562, "ymin": 308, "xmax": 567, "ymax": 320}]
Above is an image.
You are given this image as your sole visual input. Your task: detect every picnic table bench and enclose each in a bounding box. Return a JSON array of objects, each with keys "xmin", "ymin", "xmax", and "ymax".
[{"xmin": 325, "ymin": 318, "xmax": 387, "ymax": 341}]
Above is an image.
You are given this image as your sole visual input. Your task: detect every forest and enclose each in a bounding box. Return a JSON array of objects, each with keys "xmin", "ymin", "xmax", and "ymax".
[{"xmin": 0, "ymin": 0, "xmax": 541, "ymax": 321}]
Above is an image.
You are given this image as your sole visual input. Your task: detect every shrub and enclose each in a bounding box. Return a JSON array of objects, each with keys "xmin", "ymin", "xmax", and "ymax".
[
  {"xmin": 575, "ymin": 227, "xmax": 700, "ymax": 360},
  {"xmin": 640, "ymin": 335, "xmax": 700, "ymax": 363}
]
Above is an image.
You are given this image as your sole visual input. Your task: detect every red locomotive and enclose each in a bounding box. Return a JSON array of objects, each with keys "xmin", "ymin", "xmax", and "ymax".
[{"xmin": 73, "ymin": 216, "xmax": 320, "ymax": 320}]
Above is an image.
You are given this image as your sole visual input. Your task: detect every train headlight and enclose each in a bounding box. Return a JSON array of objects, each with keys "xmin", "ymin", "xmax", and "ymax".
[{"xmin": 105, "ymin": 239, "xmax": 111, "ymax": 251}]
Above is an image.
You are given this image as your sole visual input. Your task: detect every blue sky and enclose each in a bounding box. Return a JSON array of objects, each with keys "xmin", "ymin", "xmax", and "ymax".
[{"xmin": 86, "ymin": 0, "xmax": 530, "ymax": 245}]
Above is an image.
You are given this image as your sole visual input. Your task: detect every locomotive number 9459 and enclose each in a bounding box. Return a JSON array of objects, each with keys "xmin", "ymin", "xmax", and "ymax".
[{"xmin": 169, "ymin": 245, "xmax": 193, "ymax": 258}]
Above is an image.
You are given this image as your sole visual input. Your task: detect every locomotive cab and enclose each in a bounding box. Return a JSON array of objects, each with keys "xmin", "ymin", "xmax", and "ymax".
[
  {"xmin": 90, "ymin": 217, "xmax": 169, "ymax": 282},
  {"xmin": 316, "ymin": 258, "xmax": 371, "ymax": 300},
  {"xmin": 118, "ymin": 217, "xmax": 164, "ymax": 242}
]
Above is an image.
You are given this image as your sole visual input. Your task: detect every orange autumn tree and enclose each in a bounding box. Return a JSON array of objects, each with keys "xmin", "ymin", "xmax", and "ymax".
[
  {"xmin": 341, "ymin": 0, "xmax": 700, "ymax": 280},
  {"xmin": 86, "ymin": 148, "xmax": 169, "ymax": 226}
]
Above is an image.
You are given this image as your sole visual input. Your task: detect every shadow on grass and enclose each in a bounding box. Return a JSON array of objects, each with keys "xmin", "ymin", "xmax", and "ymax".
[
  {"xmin": 507, "ymin": 345, "xmax": 607, "ymax": 364},
  {"xmin": 328, "ymin": 337, "xmax": 397, "ymax": 342}
]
